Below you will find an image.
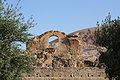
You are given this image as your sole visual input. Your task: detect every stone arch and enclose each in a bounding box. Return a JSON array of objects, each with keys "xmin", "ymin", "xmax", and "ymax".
[{"xmin": 39, "ymin": 31, "xmax": 67, "ymax": 49}]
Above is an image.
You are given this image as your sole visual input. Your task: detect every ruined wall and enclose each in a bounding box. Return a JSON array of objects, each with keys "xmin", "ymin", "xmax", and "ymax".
[
  {"xmin": 25, "ymin": 30, "xmax": 108, "ymax": 80},
  {"xmin": 24, "ymin": 77, "xmax": 108, "ymax": 80},
  {"xmin": 27, "ymin": 31, "xmax": 82, "ymax": 54},
  {"xmin": 27, "ymin": 30, "xmax": 107, "ymax": 68},
  {"xmin": 27, "ymin": 31, "xmax": 67, "ymax": 52},
  {"xmin": 24, "ymin": 67, "xmax": 108, "ymax": 80},
  {"xmin": 27, "ymin": 31, "xmax": 84, "ymax": 68}
]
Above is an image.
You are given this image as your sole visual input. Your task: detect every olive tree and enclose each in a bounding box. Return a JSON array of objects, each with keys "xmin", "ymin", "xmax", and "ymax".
[
  {"xmin": 95, "ymin": 14, "xmax": 120, "ymax": 80},
  {"xmin": 0, "ymin": 0, "xmax": 36, "ymax": 80}
]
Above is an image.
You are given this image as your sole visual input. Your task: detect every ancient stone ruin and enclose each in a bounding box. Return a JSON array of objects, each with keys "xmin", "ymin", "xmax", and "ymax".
[{"xmin": 25, "ymin": 30, "xmax": 108, "ymax": 80}]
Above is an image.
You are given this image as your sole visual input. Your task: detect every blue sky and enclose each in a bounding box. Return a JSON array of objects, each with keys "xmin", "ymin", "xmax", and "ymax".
[
  {"xmin": 7, "ymin": 0, "xmax": 120, "ymax": 49},
  {"xmin": 8, "ymin": 0, "xmax": 120, "ymax": 36}
]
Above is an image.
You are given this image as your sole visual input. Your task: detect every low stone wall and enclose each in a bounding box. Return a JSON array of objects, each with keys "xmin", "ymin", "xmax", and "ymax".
[
  {"xmin": 24, "ymin": 77, "xmax": 108, "ymax": 80},
  {"xmin": 24, "ymin": 67, "xmax": 108, "ymax": 80}
]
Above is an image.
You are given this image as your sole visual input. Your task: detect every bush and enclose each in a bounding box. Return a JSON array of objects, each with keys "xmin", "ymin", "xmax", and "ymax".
[
  {"xmin": 95, "ymin": 14, "xmax": 120, "ymax": 80},
  {"xmin": 0, "ymin": 0, "xmax": 36, "ymax": 80}
]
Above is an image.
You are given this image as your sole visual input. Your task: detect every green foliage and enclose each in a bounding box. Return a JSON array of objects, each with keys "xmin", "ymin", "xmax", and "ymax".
[
  {"xmin": 0, "ymin": 0, "xmax": 36, "ymax": 80},
  {"xmin": 95, "ymin": 14, "xmax": 120, "ymax": 80}
]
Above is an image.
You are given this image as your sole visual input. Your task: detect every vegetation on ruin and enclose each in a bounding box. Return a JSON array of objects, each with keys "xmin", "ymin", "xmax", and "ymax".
[
  {"xmin": 95, "ymin": 13, "xmax": 120, "ymax": 80},
  {"xmin": 0, "ymin": 0, "xmax": 36, "ymax": 80}
]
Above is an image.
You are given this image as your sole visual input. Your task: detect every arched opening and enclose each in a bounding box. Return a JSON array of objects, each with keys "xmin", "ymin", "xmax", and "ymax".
[{"xmin": 48, "ymin": 36, "xmax": 58, "ymax": 48}]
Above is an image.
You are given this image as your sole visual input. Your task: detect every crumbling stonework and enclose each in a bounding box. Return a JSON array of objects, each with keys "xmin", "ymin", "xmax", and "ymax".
[
  {"xmin": 25, "ymin": 30, "xmax": 108, "ymax": 80},
  {"xmin": 24, "ymin": 67, "xmax": 108, "ymax": 80},
  {"xmin": 27, "ymin": 31, "xmax": 83, "ymax": 53},
  {"xmin": 27, "ymin": 30, "xmax": 83, "ymax": 68},
  {"xmin": 27, "ymin": 67, "xmax": 107, "ymax": 77},
  {"xmin": 27, "ymin": 31, "xmax": 67, "ymax": 52}
]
